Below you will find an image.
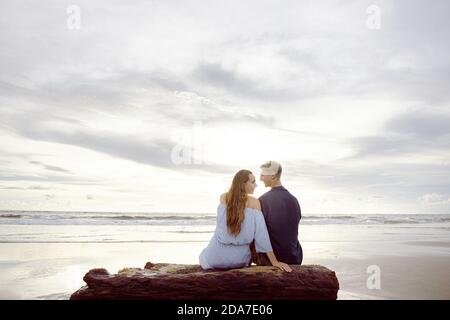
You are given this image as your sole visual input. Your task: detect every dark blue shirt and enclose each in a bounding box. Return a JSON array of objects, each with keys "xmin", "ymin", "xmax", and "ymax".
[{"xmin": 259, "ymin": 186, "xmax": 303, "ymax": 264}]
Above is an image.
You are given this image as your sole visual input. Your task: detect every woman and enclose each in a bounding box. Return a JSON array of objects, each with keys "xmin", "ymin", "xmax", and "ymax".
[{"xmin": 199, "ymin": 169, "xmax": 292, "ymax": 272}]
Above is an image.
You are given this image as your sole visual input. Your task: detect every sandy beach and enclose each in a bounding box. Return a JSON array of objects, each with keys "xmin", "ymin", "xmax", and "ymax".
[{"xmin": 0, "ymin": 242, "xmax": 207, "ymax": 299}]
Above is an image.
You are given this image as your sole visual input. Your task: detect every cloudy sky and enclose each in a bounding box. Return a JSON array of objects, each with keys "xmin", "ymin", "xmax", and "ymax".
[{"xmin": 1, "ymin": 0, "xmax": 449, "ymax": 214}]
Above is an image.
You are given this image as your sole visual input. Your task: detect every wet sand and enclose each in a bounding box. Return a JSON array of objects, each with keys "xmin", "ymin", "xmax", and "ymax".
[{"xmin": 1, "ymin": 237, "xmax": 449, "ymax": 299}]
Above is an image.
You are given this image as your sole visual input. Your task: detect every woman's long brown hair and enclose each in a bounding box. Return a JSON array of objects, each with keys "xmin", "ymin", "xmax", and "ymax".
[{"xmin": 225, "ymin": 169, "xmax": 252, "ymax": 236}]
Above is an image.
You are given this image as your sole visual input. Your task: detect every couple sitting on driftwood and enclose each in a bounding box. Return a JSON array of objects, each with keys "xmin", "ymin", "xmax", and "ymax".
[{"xmin": 199, "ymin": 161, "xmax": 303, "ymax": 273}]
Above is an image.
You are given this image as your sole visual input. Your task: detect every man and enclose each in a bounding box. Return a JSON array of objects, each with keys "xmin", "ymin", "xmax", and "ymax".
[{"xmin": 251, "ymin": 161, "xmax": 303, "ymax": 265}]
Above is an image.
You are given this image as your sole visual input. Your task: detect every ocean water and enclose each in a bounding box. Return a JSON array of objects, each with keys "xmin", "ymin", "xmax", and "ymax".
[
  {"xmin": 0, "ymin": 210, "xmax": 449, "ymax": 243},
  {"xmin": 2, "ymin": 210, "xmax": 450, "ymax": 226}
]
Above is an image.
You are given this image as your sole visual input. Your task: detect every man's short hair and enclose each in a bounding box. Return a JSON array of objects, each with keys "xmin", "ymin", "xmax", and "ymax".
[{"xmin": 260, "ymin": 161, "xmax": 282, "ymax": 179}]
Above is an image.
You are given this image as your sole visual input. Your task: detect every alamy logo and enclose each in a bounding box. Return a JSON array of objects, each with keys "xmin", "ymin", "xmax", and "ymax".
[
  {"xmin": 366, "ymin": 5, "xmax": 381, "ymax": 30},
  {"xmin": 171, "ymin": 121, "xmax": 210, "ymax": 165},
  {"xmin": 66, "ymin": 5, "xmax": 81, "ymax": 30},
  {"xmin": 366, "ymin": 265, "xmax": 381, "ymax": 290}
]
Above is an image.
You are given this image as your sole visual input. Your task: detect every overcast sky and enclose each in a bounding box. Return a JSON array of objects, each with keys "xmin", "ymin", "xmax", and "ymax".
[{"xmin": 1, "ymin": 0, "xmax": 449, "ymax": 214}]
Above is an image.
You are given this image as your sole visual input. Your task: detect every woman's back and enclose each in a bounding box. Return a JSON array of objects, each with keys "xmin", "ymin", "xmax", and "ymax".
[
  {"xmin": 199, "ymin": 201, "xmax": 273, "ymax": 270},
  {"xmin": 215, "ymin": 203, "xmax": 262, "ymax": 244}
]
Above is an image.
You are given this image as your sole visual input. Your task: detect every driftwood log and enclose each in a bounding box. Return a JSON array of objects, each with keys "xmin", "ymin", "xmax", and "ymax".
[{"xmin": 70, "ymin": 262, "xmax": 339, "ymax": 300}]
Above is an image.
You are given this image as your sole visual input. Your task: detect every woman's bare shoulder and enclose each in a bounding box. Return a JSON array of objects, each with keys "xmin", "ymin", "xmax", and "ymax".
[
  {"xmin": 246, "ymin": 196, "xmax": 261, "ymax": 211},
  {"xmin": 219, "ymin": 193, "xmax": 227, "ymax": 204}
]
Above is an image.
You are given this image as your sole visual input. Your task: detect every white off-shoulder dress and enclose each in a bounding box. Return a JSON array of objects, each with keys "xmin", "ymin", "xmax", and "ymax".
[{"xmin": 199, "ymin": 203, "xmax": 273, "ymax": 270}]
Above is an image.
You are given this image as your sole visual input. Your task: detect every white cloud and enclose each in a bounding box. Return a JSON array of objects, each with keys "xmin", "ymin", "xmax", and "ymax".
[{"xmin": 418, "ymin": 193, "xmax": 450, "ymax": 205}]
